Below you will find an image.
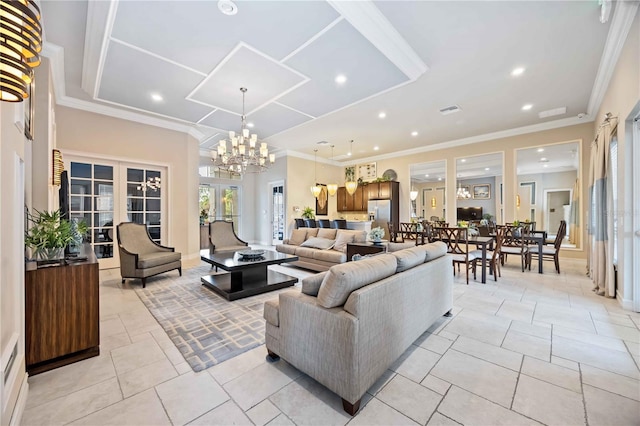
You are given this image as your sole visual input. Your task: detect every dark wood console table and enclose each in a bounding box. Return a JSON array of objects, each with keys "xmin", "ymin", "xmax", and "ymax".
[
  {"xmin": 346, "ymin": 242, "xmax": 386, "ymax": 261},
  {"xmin": 25, "ymin": 246, "xmax": 100, "ymax": 375}
]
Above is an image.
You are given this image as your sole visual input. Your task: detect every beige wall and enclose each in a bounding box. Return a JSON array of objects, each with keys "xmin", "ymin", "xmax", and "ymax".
[
  {"xmin": 56, "ymin": 107, "xmax": 201, "ymax": 261},
  {"xmin": 595, "ymin": 10, "xmax": 639, "ymax": 305}
]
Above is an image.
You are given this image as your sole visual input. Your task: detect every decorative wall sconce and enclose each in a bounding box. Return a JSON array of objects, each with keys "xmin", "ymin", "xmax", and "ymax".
[
  {"xmin": 431, "ymin": 197, "xmax": 437, "ymax": 208},
  {"xmin": 0, "ymin": 0, "xmax": 43, "ymax": 102},
  {"xmin": 516, "ymin": 194, "xmax": 521, "ymax": 207},
  {"xmin": 52, "ymin": 149, "xmax": 64, "ymax": 186}
]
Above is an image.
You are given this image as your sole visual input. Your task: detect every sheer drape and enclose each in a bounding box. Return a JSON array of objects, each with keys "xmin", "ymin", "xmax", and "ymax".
[
  {"xmin": 569, "ymin": 178, "xmax": 579, "ymax": 245},
  {"xmin": 588, "ymin": 119, "xmax": 617, "ymax": 297}
]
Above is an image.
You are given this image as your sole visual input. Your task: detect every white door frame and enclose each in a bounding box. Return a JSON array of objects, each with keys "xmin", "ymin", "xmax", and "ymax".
[
  {"xmin": 543, "ymin": 188, "xmax": 572, "ymax": 235},
  {"xmin": 632, "ymin": 116, "xmax": 640, "ymax": 312},
  {"xmin": 269, "ymin": 180, "xmax": 285, "ymax": 245}
]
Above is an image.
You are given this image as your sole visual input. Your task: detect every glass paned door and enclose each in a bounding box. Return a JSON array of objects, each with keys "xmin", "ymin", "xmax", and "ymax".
[
  {"xmin": 69, "ymin": 160, "xmax": 117, "ymax": 267},
  {"xmin": 126, "ymin": 168, "xmax": 163, "ymax": 243},
  {"xmin": 220, "ymin": 186, "xmax": 240, "ymax": 232},
  {"xmin": 271, "ymin": 182, "xmax": 285, "ymax": 245}
]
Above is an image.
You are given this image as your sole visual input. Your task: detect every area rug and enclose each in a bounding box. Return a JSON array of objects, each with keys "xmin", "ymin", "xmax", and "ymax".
[{"xmin": 134, "ymin": 264, "xmax": 305, "ymax": 372}]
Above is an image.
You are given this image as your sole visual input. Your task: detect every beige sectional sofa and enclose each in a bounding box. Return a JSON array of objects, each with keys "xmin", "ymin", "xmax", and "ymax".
[
  {"xmin": 263, "ymin": 242, "xmax": 453, "ymax": 415},
  {"xmin": 275, "ymin": 228, "xmax": 368, "ymax": 271}
]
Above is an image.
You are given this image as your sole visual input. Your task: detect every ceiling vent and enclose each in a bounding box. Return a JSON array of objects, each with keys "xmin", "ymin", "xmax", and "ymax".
[
  {"xmin": 538, "ymin": 107, "xmax": 566, "ymax": 119},
  {"xmin": 439, "ymin": 105, "xmax": 462, "ymax": 115},
  {"xmin": 316, "ymin": 141, "xmax": 329, "ymax": 145}
]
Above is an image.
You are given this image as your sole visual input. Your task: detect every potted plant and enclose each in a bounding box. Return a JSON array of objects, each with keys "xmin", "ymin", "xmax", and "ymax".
[
  {"xmin": 200, "ymin": 208, "xmax": 208, "ymax": 225},
  {"xmin": 301, "ymin": 206, "xmax": 315, "ymax": 220},
  {"xmin": 25, "ymin": 209, "xmax": 86, "ymax": 261}
]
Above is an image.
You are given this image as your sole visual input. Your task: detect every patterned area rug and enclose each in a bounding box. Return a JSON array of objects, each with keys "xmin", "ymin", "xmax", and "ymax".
[{"xmin": 134, "ymin": 263, "xmax": 307, "ymax": 372}]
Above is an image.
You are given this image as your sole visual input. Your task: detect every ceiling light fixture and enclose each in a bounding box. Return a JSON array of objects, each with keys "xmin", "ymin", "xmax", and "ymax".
[
  {"xmin": 345, "ymin": 140, "xmax": 357, "ymax": 195},
  {"xmin": 411, "ymin": 131, "xmax": 418, "ymax": 137},
  {"xmin": 511, "ymin": 67, "xmax": 525, "ymax": 76},
  {"xmin": 410, "ymin": 188, "xmax": 418, "ymax": 201},
  {"xmin": 537, "ymin": 148, "xmax": 545, "ymax": 152},
  {"xmin": 335, "ymin": 74, "xmax": 347, "ymax": 85},
  {"xmin": 247, "ymin": 122, "xmax": 254, "ymax": 128},
  {"xmin": 150, "ymin": 93, "xmax": 163, "ymax": 102},
  {"xmin": 218, "ymin": 0, "xmax": 238, "ymax": 16},
  {"xmin": 327, "ymin": 145, "xmax": 338, "ymax": 196},
  {"xmin": 425, "ymin": 174, "xmax": 429, "ymax": 177},
  {"xmin": 311, "ymin": 149, "xmax": 321, "ymax": 198},
  {"xmin": 522, "ymin": 104, "xmax": 533, "ymax": 111},
  {"xmin": 0, "ymin": 0, "xmax": 43, "ymax": 102},
  {"xmin": 210, "ymin": 87, "xmax": 275, "ymax": 174},
  {"xmin": 137, "ymin": 176, "xmax": 161, "ymax": 192},
  {"xmin": 378, "ymin": 112, "xmax": 386, "ymax": 119},
  {"xmin": 456, "ymin": 182, "xmax": 471, "ymax": 200},
  {"xmin": 437, "ymin": 177, "xmax": 442, "ymax": 181},
  {"xmin": 485, "ymin": 167, "xmax": 490, "ymax": 171},
  {"xmin": 373, "ymin": 146, "xmax": 379, "ymax": 151}
]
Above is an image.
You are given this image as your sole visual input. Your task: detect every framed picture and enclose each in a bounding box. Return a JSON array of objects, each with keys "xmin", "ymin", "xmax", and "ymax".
[
  {"xmin": 315, "ymin": 184, "xmax": 328, "ymax": 215},
  {"xmin": 357, "ymin": 162, "xmax": 377, "ymax": 182},
  {"xmin": 24, "ymin": 78, "xmax": 34, "ymax": 140},
  {"xmin": 473, "ymin": 184, "xmax": 491, "ymax": 200}
]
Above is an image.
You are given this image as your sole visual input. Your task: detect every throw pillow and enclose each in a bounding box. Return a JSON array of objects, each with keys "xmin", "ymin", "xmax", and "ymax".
[
  {"xmin": 333, "ymin": 232, "xmax": 354, "ymax": 253},
  {"xmin": 289, "ymin": 229, "xmax": 307, "ymax": 246},
  {"xmin": 301, "ymin": 271, "xmax": 327, "ymax": 296},
  {"xmin": 300, "ymin": 237, "xmax": 336, "ymax": 250},
  {"xmin": 424, "ymin": 241, "xmax": 448, "ymax": 261},
  {"xmin": 317, "ymin": 228, "xmax": 337, "ymax": 240},
  {"xmin": 305, "ymin": 228, "xmax": 319, "ymax": 239},
  {"xmin": 392, "ymin": 246, "xmax": 426, "ymax": 272}
]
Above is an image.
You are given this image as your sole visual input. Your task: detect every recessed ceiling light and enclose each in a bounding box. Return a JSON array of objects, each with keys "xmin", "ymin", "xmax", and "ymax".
[
  {"xmin": 378, "ymin": 112, "xmax": 386, "ymax": 119},
  {"xmin": 218, "ymin": 0, "xmax": 238, "ymax": 15},
  {"xmin": 522, "ymin": 104, "xmax": 533, "ymax": 111},
  {"xmin": 150, "ymin": 93, "xmax": 163, "ymax": 102},
  {"xmin": 425, "ymin": 174, "xmax": 429, "ymax": 177},
  {"xmin": 537, "ymin": 148, "xmax": 544, "ymax": 152},
  {"xmin": 373, "ymin": 146, "xmax": 379, "ymax": 151},
  {"xmin": 543, "ymin": 164, "xmax": 549, "ymax": 168},
  {"xmin": 540, "ymin": 157, "xmax": 548, "ymax": 162},
  {"xmin": 485, "ymin": 167, "xmax": 490, "ymax": 171},
  {"xmin": 461, "ymin": 159, "xmax": 466, "ymax": 163},
  {"xmin": 247, "ymin": 122, "xmax": 254, "ymax": 128},
  {"xmin": 438, "ymin": 177, "xmax": 442, "ymax": 181},
  {"xmin": 411, "ymin": 131, "xmax": 418, "ymax": 137},
  {"xmin": 335, "ymin": 74, "xmax": 347, "ymax": 85},
  {"xmin": 347, "ymin": 152, "xmax": 352, "ymax": 156},
  {"xmin": 511, "ymin": 67, "xmax": 525, "ymax": 76}
]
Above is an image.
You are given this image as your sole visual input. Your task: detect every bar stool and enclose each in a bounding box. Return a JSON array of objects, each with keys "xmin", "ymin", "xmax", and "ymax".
[
  {"xmin": 317, "ymin": 219, "xmax": 331, "ymax": 228},
  {"xmin": 332, "ymin": 219, "xmax": 347, "ymax": 229}
]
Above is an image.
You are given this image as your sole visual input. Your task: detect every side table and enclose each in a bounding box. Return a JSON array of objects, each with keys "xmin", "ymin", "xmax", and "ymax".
[{"xmin": 346, "ymin": 242, "xmax": 386, "ymax": 261}]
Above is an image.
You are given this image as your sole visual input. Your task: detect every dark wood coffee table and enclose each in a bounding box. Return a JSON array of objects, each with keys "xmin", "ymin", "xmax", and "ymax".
[{"xmin": 200, "ymin": 250, "xmax": 299, "ymax": 301}]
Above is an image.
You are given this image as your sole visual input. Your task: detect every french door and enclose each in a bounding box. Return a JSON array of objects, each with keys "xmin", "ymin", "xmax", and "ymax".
[
  {"xmin": 66, "ymin": 156, "xmax": 166, "ymax": 269},
  {"xmin": 270, "ymin": 181, "xmax": 285, "ymax": 245}
]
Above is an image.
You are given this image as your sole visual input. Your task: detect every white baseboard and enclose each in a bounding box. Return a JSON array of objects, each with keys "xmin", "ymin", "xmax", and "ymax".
[
  {"xmin": 9, "ymin": 373, "xmax": 28, "ymax": 426},
  {"xmin": 616, "ymin": 291, "xmax": 634, "ymax": 311}
]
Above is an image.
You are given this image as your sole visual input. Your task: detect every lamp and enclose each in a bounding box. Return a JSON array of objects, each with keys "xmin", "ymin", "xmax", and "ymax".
[
  {"xmin": 345, "ymin": 140, "xmax": 357, "ymax": 195},
  {"xmin": 431, "ymin": 197, "xmax": 437, "ymax": 208},
  {"xmin": 456, "ymin": 182, "xmax": 471, "ymax": 199},
  {"xmin": 310, "ymin": 149, "xmax": 321, "ymax": 198},
  {"xmin": 52, "ymin": 149, "xmax": 63, "ymax": 186},
  {"xmin": 0, "ymin": 0, "xmax": 42, "ymax": 102},
  {"xmin": 326, "ymin": 144, "xmax": 338, "ymax": 196},
  {"xmin": 210, "ymin": 87, "xmax": 275, "ymax": 174},
  {"xmin": 409, "ymin": 188, "xmax": 418, "ymax": 201}
]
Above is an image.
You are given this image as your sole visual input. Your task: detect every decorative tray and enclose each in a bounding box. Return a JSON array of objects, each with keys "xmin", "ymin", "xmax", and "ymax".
[{"xmin": 237, "ymin": 249, "xmax": 266, "ymax": 259}]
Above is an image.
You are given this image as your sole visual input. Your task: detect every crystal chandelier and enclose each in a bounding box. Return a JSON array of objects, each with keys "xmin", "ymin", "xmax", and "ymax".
[
  {"xmin": 137, "ymin": 177, "xmax": 161, "ymax": 192},
  {"xmin": 456, "ymin": 182, "xmax": 471, "ymax": 199},
  {"xmin": 210, "ymin": 87, "xmax": 275, "ymax": 174}
]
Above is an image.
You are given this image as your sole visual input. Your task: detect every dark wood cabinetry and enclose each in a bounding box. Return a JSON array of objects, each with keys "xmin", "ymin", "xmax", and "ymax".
[
  {"xmin": 25, "ymin": 248, "xmax": 100, "ymax": 375},
  {"xmin": 337, "ymin": 181, "xmax": 400, "ymax": 219},
  {"xmin": 337, "ymin": 186, "xmax": 366, "ymax": 212},
  {"xmin": 366, "ymin": 181, "xmax": 397, "ymax": 200}
]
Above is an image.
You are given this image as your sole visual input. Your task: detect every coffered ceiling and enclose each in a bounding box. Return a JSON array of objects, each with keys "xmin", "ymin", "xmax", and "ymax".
[{"xmin": 40, "ymin": 1, "xmax": 629, "ymax": 162}]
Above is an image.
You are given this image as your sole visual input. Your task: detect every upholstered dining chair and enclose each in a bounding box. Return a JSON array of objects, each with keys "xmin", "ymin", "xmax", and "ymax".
[
  {"xmin": 471, "ymin": 226, "xmax": 504, "ymax": 281},
  {"xmin": 498, "ymin": 224, "xmax": 529, "ymax": 272},
  {"xmin": 209, "ymin": 220, "xmax": 248, "ymax": 254},
  {"xmin": 433, "ymin": 227, "xmax": 476, "ymax": 284},
  {"xmin": 528, "ymin": 220, "xmax": 566, "ymax": 273},
  {"xmin": 116, "ymin": 222, "xmax": 182, "ymax": 288},
  {"xmin": 545, "ymin": 220, "xmax": 567, "ymax": 246}
]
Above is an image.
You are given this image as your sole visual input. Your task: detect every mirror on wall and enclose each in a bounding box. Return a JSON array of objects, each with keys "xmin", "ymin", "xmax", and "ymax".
[
  {"xmin": 455, "ymin": 153, "xmax": 503, "ymax": 224},
  {"xmin": 410, "ymin": 160, "xmax": 446, "ymax": 221},
  {"xmin": 516, "ymin": 141, "xmax": 581, "ymax": 250}
]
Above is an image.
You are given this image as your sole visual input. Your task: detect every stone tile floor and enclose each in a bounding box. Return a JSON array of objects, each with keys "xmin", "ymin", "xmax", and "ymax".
[{"xmin": 22, "ymin": 255, "xmax": 640, "ymax": 425}]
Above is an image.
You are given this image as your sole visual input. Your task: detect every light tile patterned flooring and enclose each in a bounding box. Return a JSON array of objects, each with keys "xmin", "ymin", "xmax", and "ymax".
[{"xmin": 22, "ymin": 255, "xmax": 640, "ymax": 425}]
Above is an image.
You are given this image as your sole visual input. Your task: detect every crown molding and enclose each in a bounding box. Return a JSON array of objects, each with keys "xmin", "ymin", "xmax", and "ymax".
[
  {"xmin": 42, "ymin": 42, "xmax": 66, "ymax": 100},
  {"xmin": 57, "ymin": 95, "xmax": 198, "ymax": 134},
  {"xmin": 188, "ymin": 128, "xmax": 206, "ymax": 141},
  {"xmin": 282, "ymin": 149, "xmax": 340, "ymax": 166},
  {"xmin": 82, "ymin": 0, "xmax": 118, "ymax": 98},
  {"xmin": 587, "ymin": 0, "xmax": 640, "ymax": 117},
  {"xmin": 327, "ymin": 0, "xmax": 428, "ymax": 81}
]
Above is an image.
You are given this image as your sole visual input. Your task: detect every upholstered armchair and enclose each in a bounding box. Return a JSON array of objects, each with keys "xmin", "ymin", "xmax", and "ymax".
[
  {"xmin": 116, "ymin": 222, "xmax": 182, "ymax": 288},
  {"xmin": 209, "ymin": 220, "xmax": 248, "ymax": 253}
]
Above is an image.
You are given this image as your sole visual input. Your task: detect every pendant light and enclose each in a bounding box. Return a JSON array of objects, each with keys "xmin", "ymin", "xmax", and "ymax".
[
  {"xmin": 345, "ymin": 140, "xmax": 358, "ymax": 195},
  {"xmin": 327, "ymin": 144, "xmax": 338, "ymax": 196},
  {"xmin": 310, "ymin": 149, "xmax": 321, "ymax": 198}
]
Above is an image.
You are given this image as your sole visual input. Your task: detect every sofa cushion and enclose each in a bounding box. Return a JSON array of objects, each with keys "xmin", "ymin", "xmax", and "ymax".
[
  {"xmin": 333, "ymin": 232, "xmax": 354, "ymax": 253},
  {"xmin": 137, "ymin": 251, "xmax": 181, "ymax": 269},
  {"xmin": 295, "ymin": 247, "xmax": 319, "ymax": 258},
  {"xmin": 289, "ymin": 229, "xmax": 307, "ymax": 246},
  {"xmin": 312, "ymin": 249, "xmax": 346, "ymax": 263},
  {"xmin": 301, "ymin": 271, "xmax": 327, "ymax": 296},
  {"xmin": 317, "ymin": 253, "xmax": 397, "ymax": 308},
  {"xmin": 275, "ymin": 244, "xmax": 297, "ymax": 255},
  {"xmin": 263, "ymin": 299, "xmax": 279, "ymax": 326},
  {"xmin": 387, "ymin": 242, "xmax": 416, "ymax": 252},
  {"xmin": 317, "ymin": 228, "xmax": 337, "ymax": 239},
  {"xmin": 424, "ymin": 241, "xmax": 448, "ymax": 261},
  {"xmin": 300, "ymin": 237, "xmax": 335, "ymax": 250},
  {"xmin": 392, "ymin": 246, "xmax": 426, "ymax": 272},
  {"xmin": 305, "ymin": 228, "xmax": 319, "ymax": 239}
]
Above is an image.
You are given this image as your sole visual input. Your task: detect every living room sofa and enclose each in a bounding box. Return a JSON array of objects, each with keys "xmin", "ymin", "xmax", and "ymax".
[
  {"xmin": 263, "ymin": 242, "xmax": 452, "ymax": 415},
  {"xmin": 275, "ymin": 228, "xmax": 367, "ymax": 271}
]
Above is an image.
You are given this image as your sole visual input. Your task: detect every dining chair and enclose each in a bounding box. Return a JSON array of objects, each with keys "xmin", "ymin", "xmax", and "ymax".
[
  {"xmin": 304, "ymin": 219, "xmax": 317, "ymax": 228},
  {"xmin": 331, "ymin": 219, "xmax": 348, "ymax": 229},
  {"xmin": 387, "ymin": 221, "xmax": 403, "ymax": 242},
  {"xmin": 528, "ymin": 220, "xmax": 566, "ymax": 273},
  {"xmin": 498, "ymin": 224, "xmax": 529, "ymax": 272},
  {"xmin": 294, "ymin": 218, "xmax": 306, "ymax": 228},
  {"xmin": 432, "ymin": 227, "xmax": 477, "ymax": 284},
  {"xmin": 471, "ymin": 226, "xmax": 504, "ymax": 281},
  {"xmin": 545, "ymin": 220, "xmax": 567, "ymax": 246}
]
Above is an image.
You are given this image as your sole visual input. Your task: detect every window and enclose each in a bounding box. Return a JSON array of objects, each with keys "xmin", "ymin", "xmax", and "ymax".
[{"xmin": 126, "ymin": 168, "xmax": 162, "ymax": 243}]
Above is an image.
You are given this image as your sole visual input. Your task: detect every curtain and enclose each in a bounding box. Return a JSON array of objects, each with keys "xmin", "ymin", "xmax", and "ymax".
[
  {"xmin": 588, "ymin": 120, "xmax": 617, "ymax": 297},
  {"xmin": 568, "ymin": 178, "xmax": 579, "ymax": 245}
]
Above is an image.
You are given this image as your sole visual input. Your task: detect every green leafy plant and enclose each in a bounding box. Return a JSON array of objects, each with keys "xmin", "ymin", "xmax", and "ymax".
[
  {"xmin": 301, "ymin": 206, "xmax": 315, "ymax": 219},
  {"xmin": 513, "ymin": 220, "xmax": 520, "ymax": 226},
  {"xmin": 25, "ymin": 209, "xmax": 85, "ymax": 259}
]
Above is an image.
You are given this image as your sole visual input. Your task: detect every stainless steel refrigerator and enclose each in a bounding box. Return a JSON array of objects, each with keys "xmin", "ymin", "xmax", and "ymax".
[{"xmin": 368, "ymin": 200, "xmax": 392, "ymax": 240}]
